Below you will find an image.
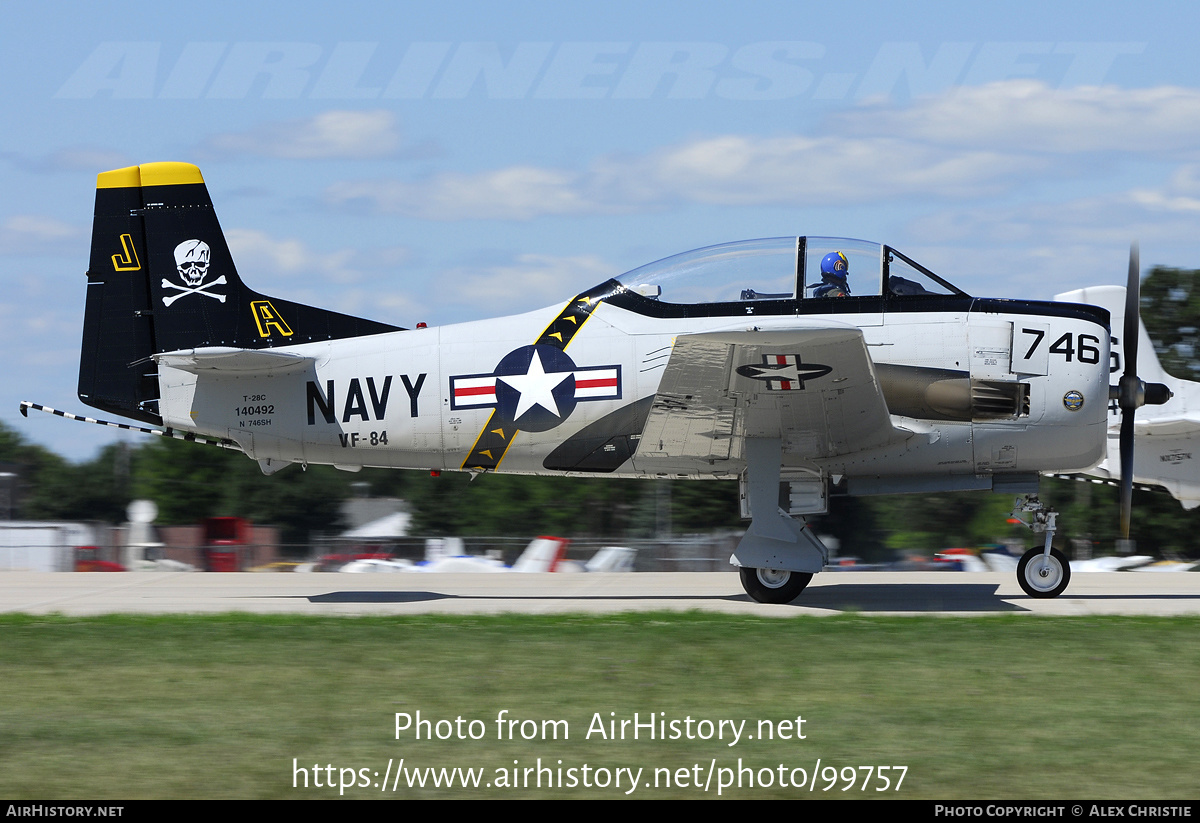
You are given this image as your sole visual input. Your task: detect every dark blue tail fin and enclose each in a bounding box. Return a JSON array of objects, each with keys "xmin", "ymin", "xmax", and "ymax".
[{"xmin": 78, "ymin": 162, "xmax": 400, "ymax": 423}]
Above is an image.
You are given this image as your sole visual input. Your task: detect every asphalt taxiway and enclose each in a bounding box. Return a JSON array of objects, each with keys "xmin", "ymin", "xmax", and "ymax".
[{"xmin": 2, "ymin": 571, "xmax": 1199, "ymax": 616}]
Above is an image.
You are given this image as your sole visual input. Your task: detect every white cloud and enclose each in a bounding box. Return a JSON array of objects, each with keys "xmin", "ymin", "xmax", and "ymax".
[
  {"xmin": 327, "ymin": 134, "xmax": 1045, "ymax": 219},
  {"xmin": 437, "ymin": 253, "xmax": 619, "ymax": 314},
  {"xmin": 226, "ymin": 229, "xmax": 314, "ymax": 272},
  {"xmin": 39, "ymin": 147, "xmax": 132, "ymax": 172},
  {"xmin": 837, "ymin": 80, "xmax": 1200, "ymax": 154},
  {"xmin": 326, "ymin": 166, "xmax": 612, "ymax": 220},
  {"xmin": 614, "ymin": 135, "xmax": 1041, "ymax": 204},
  {"xmin": 904, "ymin": 177, "xmax": 1200, "ymax": 301},
  {"xmin": 1128, "ymin": 164, "xmax": 1200, "ymax": 213},
  {"xmin": 225, "ymin": 228, "xmax": 408, "ymax": 286},
  {"xmin": 912, "ymin": 182, "xmax": 1200, "ymax": 250},
  {"xmin": 203, "ymin": 110, "xmax": 403, "ymax": 160},
  {"xmin": 320, "ymin": 82, "xmax": 1200, "ymax": 221},
  {"xmin": 0, "ymin": 216, "xmax": 85, "ymax": 254}
]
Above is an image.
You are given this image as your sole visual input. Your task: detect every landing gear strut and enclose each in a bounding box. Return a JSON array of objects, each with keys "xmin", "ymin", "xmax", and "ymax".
[
  {"xmin": 732, "ymin": 439, "xmax": 828, "ymax": 604},
  {"xmin": 1009, "ymin": 495, "xmax": 1071, "ymax": 598}
]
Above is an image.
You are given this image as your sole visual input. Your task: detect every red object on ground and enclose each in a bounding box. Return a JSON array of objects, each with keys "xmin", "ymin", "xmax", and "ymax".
[{"xmin": 203, "ymin": 517, "xmax": 250, "ymax": 572}]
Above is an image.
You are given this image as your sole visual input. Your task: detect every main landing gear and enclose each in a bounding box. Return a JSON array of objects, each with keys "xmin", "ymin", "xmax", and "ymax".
[
  {"xmin": 1010, "ymin": 495, "xmax": 1071, "ymax": 598},
  {"xmin": 732, "ymin": 439, "xmax": 828, "ymax": 605}
]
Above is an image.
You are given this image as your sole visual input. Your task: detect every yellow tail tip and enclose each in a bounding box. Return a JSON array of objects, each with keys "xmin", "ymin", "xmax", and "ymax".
[{"xmin": 97, "ymin": 162, "xmax": 204, "ymax": 189}]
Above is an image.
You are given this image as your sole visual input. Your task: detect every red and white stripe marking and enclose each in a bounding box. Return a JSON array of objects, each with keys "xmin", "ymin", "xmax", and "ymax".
[
  {"xmin": 452, "ymin": 366, "xmax": 620, "ymax": 409},
  {"xmin": 572, "ymin": 367, "xmax": 619, "ymax": 399},
  {"xmin": 451, "ymin": 376, "xmax": 498, "ymax": 407}
]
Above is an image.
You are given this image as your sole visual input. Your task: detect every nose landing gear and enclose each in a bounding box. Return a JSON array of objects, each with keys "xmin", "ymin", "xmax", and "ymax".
[{"xmin": 1010, "ymin": 496, "xmax": 1071, "ymax": 598}]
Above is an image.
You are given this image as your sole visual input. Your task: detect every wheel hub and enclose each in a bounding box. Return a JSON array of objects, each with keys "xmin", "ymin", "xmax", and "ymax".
[
  {"xmin": 1016, "ymin": 546, "xmax": 1071, "ymax": 599},
  {"xmin": 1026, "ymin": 557, "xmax": 1062, "ymax": 591},
  {"xmin": 756, "ymin": 568, "xmax": 791, "ymax": 589}
]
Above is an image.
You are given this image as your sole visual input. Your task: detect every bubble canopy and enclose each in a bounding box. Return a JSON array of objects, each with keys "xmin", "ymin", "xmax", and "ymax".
[{"xmin": 614, "ymin": 236, "xmax": 967, "ymax": 305}]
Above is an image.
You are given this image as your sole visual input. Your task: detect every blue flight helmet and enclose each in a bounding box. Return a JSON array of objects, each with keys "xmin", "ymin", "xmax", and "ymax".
[
  {"xmin": 811, "ymin": 251, "xmax": 850, "ymax": 297},
  {"xmin": 821, "ymin": 251, "xmax": 848, "ymax": 280}
]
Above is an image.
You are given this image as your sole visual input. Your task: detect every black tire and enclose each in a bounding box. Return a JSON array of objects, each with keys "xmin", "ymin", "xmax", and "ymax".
[
  {"xmin": 1016, "ymin": 547, "xmax": 1071, "ymax": 598},
  {"xmin": 739, "ymin": 566, "xmax": 813, "ymax": 604}
]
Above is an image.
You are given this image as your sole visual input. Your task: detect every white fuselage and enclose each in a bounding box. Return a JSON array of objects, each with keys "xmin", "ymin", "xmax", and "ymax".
[{"xmin": 156, "ymin": 296, "xmax": 1111, "ymax": 486}]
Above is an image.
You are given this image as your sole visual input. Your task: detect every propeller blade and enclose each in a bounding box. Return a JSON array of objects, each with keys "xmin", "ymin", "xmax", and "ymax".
[
  {"xmin": 1118, "ymin": 242, "xmax": 1141, "ymax": 539},
  {"xmin": 1123, "ymin": 241, "xmax": 1140, "ymax": 381},
  {"xmin": 1119, "ymin": 409, "xmax": 1134, "ymax": 539}
]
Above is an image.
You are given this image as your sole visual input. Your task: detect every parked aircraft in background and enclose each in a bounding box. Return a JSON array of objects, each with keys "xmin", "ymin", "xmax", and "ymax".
[
  {"xmin": 333, "ymin": 537, "xmax": 636, "ymax": 573},
  {"xmin": 23, "ymin": 162, "xmax": 1197, "ymax": 603}
]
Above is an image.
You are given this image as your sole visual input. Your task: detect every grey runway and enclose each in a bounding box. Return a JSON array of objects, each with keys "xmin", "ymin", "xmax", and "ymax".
[{"xmin": 2, "ymin": 571, "xmax": 1200, "ymax": 616}]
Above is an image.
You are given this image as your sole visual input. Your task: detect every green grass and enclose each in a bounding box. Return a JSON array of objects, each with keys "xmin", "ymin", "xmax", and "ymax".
[{"xmin": 1, "ymin": 613, "xmax": 1197, "ymax": 799}]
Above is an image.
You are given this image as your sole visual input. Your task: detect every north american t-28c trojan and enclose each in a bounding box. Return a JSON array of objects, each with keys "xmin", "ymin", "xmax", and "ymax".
[{"xmin": 24, "ymin": 162, "xmax": 1200, "ymax": 602}]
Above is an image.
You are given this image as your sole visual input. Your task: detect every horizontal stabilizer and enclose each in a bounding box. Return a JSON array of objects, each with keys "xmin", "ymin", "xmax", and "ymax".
[
  {"xmin": 153, "ymin": 346, "xmax": 315, "ymax": 374},
  {"xmin": 1131, "ymin": 415, "xmax": 1200, "ymax": 437}
]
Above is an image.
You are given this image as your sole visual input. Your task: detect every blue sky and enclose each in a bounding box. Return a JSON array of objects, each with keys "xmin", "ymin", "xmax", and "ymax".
[{"xmin": 4, "ymin": 1, "xmax": 1199, "ymax": 459}]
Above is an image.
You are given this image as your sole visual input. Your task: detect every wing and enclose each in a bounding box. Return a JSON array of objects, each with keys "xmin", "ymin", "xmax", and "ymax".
[{"xmin": 635, "ymin": 328, "xmax": 910, "ymax": 467}]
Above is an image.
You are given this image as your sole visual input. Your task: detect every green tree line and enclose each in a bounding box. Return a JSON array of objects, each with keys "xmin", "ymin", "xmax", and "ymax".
[{"xmin": 0, "ymin": 427, "xmax": 743, "ymax": 547}]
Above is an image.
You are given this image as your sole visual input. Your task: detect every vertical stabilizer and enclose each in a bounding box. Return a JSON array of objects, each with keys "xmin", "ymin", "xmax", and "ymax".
[{"xmin": 78, "ymin": 162, "xmax": 401, "ymax": 423}]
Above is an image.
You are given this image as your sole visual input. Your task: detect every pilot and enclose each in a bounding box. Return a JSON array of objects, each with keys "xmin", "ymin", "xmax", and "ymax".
[{"xmin": 809, "ymin": 251, "xmax": 850, "ymax": 298}]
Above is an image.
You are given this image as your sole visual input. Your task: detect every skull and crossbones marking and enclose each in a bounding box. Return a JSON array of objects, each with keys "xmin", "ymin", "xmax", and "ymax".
[{"xmin": 162, "ymin": 239, "xmax": 227, "ymax": 306}]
